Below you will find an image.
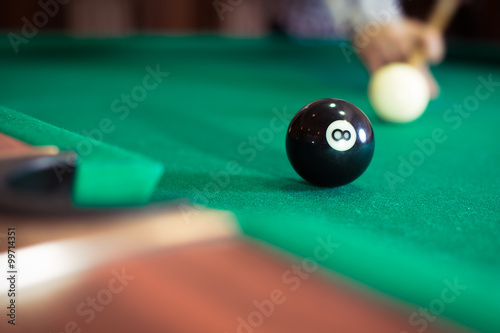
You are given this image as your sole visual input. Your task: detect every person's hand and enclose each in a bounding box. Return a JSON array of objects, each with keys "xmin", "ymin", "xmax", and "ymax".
[{"xmin": 354, "ymin": 19, "xmax": 445, "ymax": 99}]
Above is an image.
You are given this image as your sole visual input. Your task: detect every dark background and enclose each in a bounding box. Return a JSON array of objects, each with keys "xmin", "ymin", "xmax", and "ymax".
[{"xmin": 0, "ymin": 0, "xmax": 499, "ymax": 41}]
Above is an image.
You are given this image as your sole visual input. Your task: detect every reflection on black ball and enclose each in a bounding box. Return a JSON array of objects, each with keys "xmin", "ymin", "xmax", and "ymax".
[{"xmin": 286, "ymin": 98, "xmax": 375, "ymax": 187}]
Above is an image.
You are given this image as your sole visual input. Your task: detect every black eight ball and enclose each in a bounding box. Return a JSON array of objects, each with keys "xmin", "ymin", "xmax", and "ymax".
[{"xmin": 286, "ymin": 98, "xmax": 375, "ymax": 187}]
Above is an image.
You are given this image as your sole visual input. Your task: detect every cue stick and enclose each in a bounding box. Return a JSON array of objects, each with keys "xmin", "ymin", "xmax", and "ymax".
[{"xmin": 409, "ymin": 0, "xmax": 461, "ymax": 67}]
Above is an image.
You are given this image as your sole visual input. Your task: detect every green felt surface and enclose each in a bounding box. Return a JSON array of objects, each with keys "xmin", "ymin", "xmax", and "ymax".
[{"xmin": 1, "ymin": 35, "xmax": 499, "ymax": 332}]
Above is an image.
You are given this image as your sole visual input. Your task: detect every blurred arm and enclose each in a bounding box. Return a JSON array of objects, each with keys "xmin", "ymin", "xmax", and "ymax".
[{"xmin": 323, "ymin": 0, "xmax": 403, "ymax": 36}]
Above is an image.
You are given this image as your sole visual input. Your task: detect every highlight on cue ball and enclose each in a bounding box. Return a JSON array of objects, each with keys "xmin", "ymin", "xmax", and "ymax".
[{"xmin": 368, "ymin": 63, "xmax": 430, "ymax": 123}]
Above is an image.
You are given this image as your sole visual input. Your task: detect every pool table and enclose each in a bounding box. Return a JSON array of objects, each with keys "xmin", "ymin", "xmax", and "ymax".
[{"xmin": 0, "ymin": 34, "xmax": 499, "ymax": 332}]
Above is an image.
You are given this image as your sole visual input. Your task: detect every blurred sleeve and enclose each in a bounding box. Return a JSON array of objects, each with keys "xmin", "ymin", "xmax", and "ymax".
[{"xmin": 323, "ymin": 0, "xmax": 403, "ymax": 35}]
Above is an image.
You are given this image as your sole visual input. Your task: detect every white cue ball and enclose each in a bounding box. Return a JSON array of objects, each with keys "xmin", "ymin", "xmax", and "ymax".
[{"xmin": 368, "ymin": 63, "xmax": 430, "ymax": 123}]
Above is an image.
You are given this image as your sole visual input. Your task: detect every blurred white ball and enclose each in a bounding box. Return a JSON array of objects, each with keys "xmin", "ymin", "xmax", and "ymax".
[{"xmin": 369, "ymin": 63, "xmax": 430, "ymax": 123}]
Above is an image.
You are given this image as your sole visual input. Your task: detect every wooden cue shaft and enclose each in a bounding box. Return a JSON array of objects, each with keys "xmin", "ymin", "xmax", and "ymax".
[
  {"xmin": 409, "ymin": 0, "xmax": 461, "ymax": 67},
  {"xmin": 427, "ymin": 0, "xmax": 461, "ymax": 31}
]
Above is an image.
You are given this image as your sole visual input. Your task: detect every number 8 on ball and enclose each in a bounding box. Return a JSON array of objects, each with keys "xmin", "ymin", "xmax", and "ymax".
[{"xmin": 286, "ymin": 98, "xmax": 375, "ymax": 187}]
